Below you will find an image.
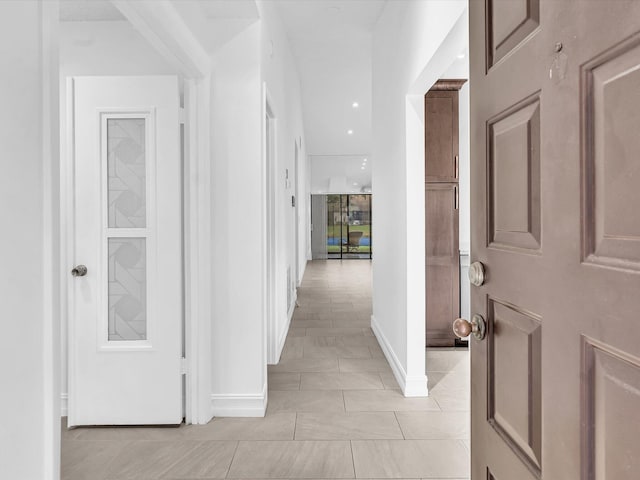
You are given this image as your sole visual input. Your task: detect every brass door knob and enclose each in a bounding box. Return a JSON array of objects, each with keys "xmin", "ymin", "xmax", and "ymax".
[
  {"xmin": 71, "ymin": 265, "xmax": 88, "ymax": 277},
  {"xmin": 468, "ymin": 261, "xmax": 485, "ymax": 286},
  {"xmin": 453, "ymin": 314, "xmax": 486, "ymax": 340}
]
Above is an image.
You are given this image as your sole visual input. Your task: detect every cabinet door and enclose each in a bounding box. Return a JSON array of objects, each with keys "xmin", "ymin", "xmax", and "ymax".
[
  {"xmin": 425, "ymin": 90, "xmax": 459, "ymax": 182},
  {"xmin": 425, "ymin": 183, "xmax": 460, "ymax": 346}
]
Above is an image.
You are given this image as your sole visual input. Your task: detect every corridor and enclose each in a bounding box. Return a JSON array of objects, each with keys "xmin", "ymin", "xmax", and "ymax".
[{"xmin": 62, "ymin": 261, "xmax": 470, "ymax": 480}]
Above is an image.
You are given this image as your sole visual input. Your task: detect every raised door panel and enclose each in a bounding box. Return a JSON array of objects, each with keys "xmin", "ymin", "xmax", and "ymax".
[
  {"xmin": 425, "ymin": 183, "xmax": 459, "ymax": 346},
  {"xmin": 425, "ymin": 91, "xmax": 459, "ymax": 182},
  {"xmin": 486, "ymin": 0, "xmax": 540, "ymax": 70},
  {"xmin": 488, "ymin": 94, "xmax": 541, "ymax": 253},
  {"xmin": 582, "ymin": 339, "xmax": 640, "ymax": 480},
  {"xmin": 488, "ymin": 299, "xmax": 542, "ymax": 475},
  {"xmin": 582, "ymin": 34, "xmax": 640, "ymax": 270}
]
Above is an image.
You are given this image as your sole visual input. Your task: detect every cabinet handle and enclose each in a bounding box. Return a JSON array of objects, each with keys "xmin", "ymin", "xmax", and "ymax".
[
  {"xmin": 454, "ymin": 186, "xmax": 459, "ymax": 210},
  {"xmin": 454, "ymin": 155, "xmax": 459, "ymax": 179}
]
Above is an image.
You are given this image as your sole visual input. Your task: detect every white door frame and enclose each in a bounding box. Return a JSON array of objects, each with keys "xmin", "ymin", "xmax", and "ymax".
[
  {"xmin": 293, "ymin": 140, "xmax": 300, "ymax": 288},
  {"xmin": 263, "ymin": 84, "xmax": 279, "ymax": 365},
  {"xmin": 58, "ymin": 1, "xmax": 214, "ymax": 429}
]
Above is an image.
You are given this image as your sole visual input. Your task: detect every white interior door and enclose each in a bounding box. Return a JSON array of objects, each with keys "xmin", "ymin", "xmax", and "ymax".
[{"xmin": 68, "ymin": 76, "xmax": 182, "ymax": 426}]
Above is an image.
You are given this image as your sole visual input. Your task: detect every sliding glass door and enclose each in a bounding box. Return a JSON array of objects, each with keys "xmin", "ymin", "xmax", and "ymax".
[{"xmin": 326, "ymin": 194, "xmax": 372, "ymax": 259}]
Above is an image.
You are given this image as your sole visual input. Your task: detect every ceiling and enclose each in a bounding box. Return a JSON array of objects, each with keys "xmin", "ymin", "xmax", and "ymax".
[
  {"xmin": 311, "ymin": 155, "xmax": 372, "ymax": 194},
  {"xmin": 59, "ymin": 0, "xmax": 385, "ymax": 158},
  {"xmin": 275, "ymin": 0, "xmax": 386, "ymax": 157},
  {"xmin": 59, "ymin": 0, "xmax": 124, "ymax": 21}
]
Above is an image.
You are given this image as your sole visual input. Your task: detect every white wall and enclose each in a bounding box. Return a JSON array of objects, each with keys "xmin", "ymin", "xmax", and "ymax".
[
  {"xmin": 209, "ymin": 3, "xmax": 308, "ymax": 414},
  {"xmin": 58, "ymin": 19, "xmax": 177, "ymax": 415},
  {"xmin": 0, "ymin": 2, "xmax": 60, "ymax": 478},
  {"xmin": 258, "ymin": 0, "xmax": 308, "ymax": 356},
  {"xmin": 209, "ymin": 22, "xmax": 265, "ymax": 416},
  {"xmin": 310, "ymin": 155, "xmax": 372, "ymax": 194},
  {"xmin": 59, "ymin": 21, "xmax": 177, "ymax": 77},
  {"xmin": 371, "ymin": 0, "xmax": 467, "ymax": 396}
]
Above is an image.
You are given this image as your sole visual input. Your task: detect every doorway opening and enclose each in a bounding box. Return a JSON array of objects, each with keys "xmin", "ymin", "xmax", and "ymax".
[
  {"xmin": 58, "ymin": 0, "xmax": 214, "ymax": 430},
  {"xmin": 326, "ymin": 194, "xmax": 372, "ymax": 259}
]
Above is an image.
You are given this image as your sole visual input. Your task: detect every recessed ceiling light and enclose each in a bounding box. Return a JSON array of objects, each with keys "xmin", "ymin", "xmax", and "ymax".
[
  {"xmin": 347, "ymin": 130, "xmax": 354, "ymax": 135},
  {"xmin": 457, "ymin": 53, "xmax": 466, "ymax": 59},
  {"xmin": 353, "ymin": 182, "xmax": 359, "ymax": 186},
  {"xmin": 352, "ymin": 102, "xmax": 359, "ymax": 108},
  {"xmin": 363, "ymin": 158, "xmax": 367, "ymax": 162},
  {"xmin": 361, "ymin": 166, "xmax": 365, "ymax": 170}
]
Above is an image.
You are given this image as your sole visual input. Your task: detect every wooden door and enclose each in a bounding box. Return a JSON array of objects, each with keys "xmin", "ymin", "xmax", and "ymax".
[
  {"xmin": 425, "ymin": 183, "xmax": 459, "ymax": 346},
  {"xmin": 469, "ymin": 1, "xmax": 640, "ymax": 479}
]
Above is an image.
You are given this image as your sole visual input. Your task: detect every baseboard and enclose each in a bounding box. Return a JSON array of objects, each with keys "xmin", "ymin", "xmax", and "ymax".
[
  {"xmin": 275, "ymin": 290, "xmax": 297, "ymax": 361},
  {"xmin": 287, "ymin": 289, "xmax": 297, "ymax": 322},
  {"xmin": 211, "ymin": 382, "xmax": 267, "ymax": 417},
  {"xmin": 371, "ymin": 315, "xmax": 428, "ymax": 397},
  {"xmin": 61, "ymin": 393, "xmax": 68, "ymax": 416}
]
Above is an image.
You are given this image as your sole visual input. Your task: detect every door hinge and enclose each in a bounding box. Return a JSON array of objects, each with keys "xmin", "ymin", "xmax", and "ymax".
[
  {"xmin": 180, "ymin": 357, "xmax": 187, "ymax": 375},
  {"xmin": 179, "ymin": 107, "xmax": 186, "ymax": 125}
]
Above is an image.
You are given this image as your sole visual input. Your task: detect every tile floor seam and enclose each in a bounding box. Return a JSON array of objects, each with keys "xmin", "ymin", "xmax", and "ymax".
[
  {"xmin": 393, "ymin": 411, "xmax": 406, "ymax": 440},
  {"xmin": 293, "ymin": 412, "xmax": 298, "ymax": 440},
  {"xmin": 349, "ymin": 439, "xmax": 357, "ymax": 479},
  {"xmin": 431, "ymin": 396, "xmax": 444, "ymax": 412},
  {"xmin": 223, "ymin": 440, "xmax": 241, "ymax": 479}
]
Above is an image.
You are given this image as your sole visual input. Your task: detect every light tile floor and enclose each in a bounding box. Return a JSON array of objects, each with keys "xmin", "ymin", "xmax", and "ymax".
[{"xmin": 62, "ymin": 260, "xmax": 470, "ymax": 480}]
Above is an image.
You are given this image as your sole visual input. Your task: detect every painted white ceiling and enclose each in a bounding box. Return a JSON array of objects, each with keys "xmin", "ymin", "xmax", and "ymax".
[
  {"xmin": 311, "ymin": 155, "xmax": 372, "ymax": 194},
  {"xmin": 59, "ymin": 0, "xmax": 383, "ymax": 158},
  {"xmin": 275, "ymin": 0, "xmax": 386, "ymax": 156}
]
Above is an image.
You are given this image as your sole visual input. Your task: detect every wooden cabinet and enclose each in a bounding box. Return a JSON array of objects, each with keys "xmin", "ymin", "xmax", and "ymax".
[
  {"xmin": 425, "ymin": 89, "xmax": 459, "ymax": 182},
  {"xmin": 425, "ymin": 79, "xmax": 465, "ymax": 347}
]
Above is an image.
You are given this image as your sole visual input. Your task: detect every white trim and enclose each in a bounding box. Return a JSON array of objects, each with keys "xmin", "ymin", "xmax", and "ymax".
[
  {"xmin": 274, "ymin": 290, "xmax": 297, "ymax": 362},
  {"xmin": 263, "ymin": 83, "xmax": 279, "ymax": 365},
  {"xmin": 183, "ymin": 77, "xmax": 213, "ymax": 425},
  {"xmin": 64, "ymin": 78, "xmax": 77, "ymax": 428},
  {"xmin": 211, "ymin": 383, "xmax": 268, "ymax": 418},
  {"xmin": 42, "ymin": 2, "xmax": 61, "ymax": 478},
  {"xmin": 371, "ymin": 315, "xmax": 429, "ymax": 397},
  {"xmin": 60, "ymin": 394, "xmax": 68, "ymax": 417}
]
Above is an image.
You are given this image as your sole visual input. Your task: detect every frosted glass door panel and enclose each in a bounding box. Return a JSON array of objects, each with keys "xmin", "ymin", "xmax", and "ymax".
[
  {"xmin": 108, "ymin": 238, "xmax": 147, "ymax": 341},
  {"xmin": 107, "ymin": 118, "xmax": 146, "ymax": 228}
]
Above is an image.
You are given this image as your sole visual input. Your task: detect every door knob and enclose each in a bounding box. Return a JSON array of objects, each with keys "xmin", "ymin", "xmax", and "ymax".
[
  {"xmin": 453, "ymin": 314, "xmax": 486, "ymax": 340},
  {"xmin": 468, "ymin": 261, "xmax": 485, "ymax": 286},
  {"xmin": 71, "ymin": 265, "xmax": 88, "ymax": 277}
]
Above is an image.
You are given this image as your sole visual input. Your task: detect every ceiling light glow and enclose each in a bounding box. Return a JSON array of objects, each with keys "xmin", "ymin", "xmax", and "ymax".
[
  {"xmin": 457, "ymin": 53, "xmax": 466, "ymax": 59},
  {"xmin": 347, "ymin": 130, "xmax": 354, "ymax": 135},
  {"xmin": 352, "ymin": 102, "xmax": 359, "ymax": 108}
]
